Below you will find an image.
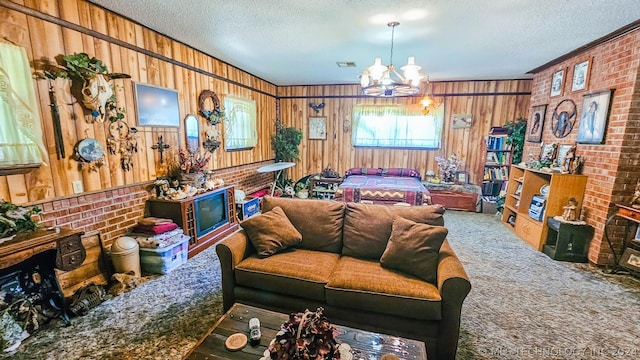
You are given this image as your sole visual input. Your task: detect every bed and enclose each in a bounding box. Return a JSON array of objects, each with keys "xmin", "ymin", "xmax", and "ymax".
[{"xmin": 334, "ymin": 168, "xmax": 431, "ymax": 205}]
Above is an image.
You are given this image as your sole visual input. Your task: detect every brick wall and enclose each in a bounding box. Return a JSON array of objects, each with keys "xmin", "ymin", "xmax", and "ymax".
[
  {"xmin": 31, "ymin": 161, "xmax": 274, "ymax": 247},
  {"xmin": 526, "ymin": 28, "xmax": 640, "ymax": 264}
]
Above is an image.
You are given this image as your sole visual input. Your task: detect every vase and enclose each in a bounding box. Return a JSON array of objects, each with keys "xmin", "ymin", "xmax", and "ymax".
[{"xmin": 180, "ymin": 172, "xmax": 204, "ymax": 188}]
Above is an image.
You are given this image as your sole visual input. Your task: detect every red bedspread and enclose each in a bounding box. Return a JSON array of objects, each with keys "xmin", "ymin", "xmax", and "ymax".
[{"xmin": 334, "ymin": 175, "xmax": 431, "ymax": 205}]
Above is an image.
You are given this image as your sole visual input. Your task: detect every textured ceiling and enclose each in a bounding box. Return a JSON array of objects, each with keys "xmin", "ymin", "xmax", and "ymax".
[{"xmin": 89, "ymin": 0, "xmax": 640, "ymax": 86}]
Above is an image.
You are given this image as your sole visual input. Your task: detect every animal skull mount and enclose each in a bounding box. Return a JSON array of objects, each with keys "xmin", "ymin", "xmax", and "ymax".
[{"xmin": 82, "ymin": 74, "xmax": 113, "ymax": 123}]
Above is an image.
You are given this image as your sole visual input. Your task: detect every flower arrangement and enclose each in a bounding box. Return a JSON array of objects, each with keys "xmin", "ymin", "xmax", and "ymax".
[
  {"xmin": 178, "ymin": 149, "xmax": 210, "ymax": 174},
  {"xmin": 263, "ymin": 307, "xmax": 351, "ymax": 360},
  {"xmin": 435, "ymin": 154, "xmax": 462, "ymax": 183},
  {"xmin": 0, "ymin": 200, "xmax": 41, "ymax": 239}
]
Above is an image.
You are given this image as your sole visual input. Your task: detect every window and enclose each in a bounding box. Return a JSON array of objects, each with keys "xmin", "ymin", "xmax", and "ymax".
[
  {"xmin": 0, "ymin": 43, "xmax": 47, "ymax": 171},
  {"xmin": 352, "ymin": 104, "xmax": 444, "ymax": 149},
  {"xmin": 223, "ymin": 96, "xmax": 257, "ymax": 150}
]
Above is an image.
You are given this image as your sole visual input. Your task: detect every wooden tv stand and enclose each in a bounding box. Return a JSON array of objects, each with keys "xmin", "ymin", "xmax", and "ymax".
[{"xmin": 146, "ymin": 185, "xmax": 239, "ymax": 258}]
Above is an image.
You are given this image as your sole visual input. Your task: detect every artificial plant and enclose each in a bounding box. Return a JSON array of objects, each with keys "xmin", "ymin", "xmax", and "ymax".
[
  {"xmin": 504, "ymin": 117, "xmax": 527, "ymax": 164},
  {"xmin": 271, "ymin": 121, "xmax": 302, "ymax": 191}
]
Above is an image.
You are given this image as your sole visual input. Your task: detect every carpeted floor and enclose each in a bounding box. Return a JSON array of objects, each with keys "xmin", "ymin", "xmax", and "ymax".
[{"xmin": 5, "ymin": 210, "xmax": 640, "ymax": 359}]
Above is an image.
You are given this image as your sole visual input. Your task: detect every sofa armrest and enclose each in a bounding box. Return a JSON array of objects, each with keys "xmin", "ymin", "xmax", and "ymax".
[
  {"xmin": 215, "ymin": 230, "xmax": 253, "ymax": 311},
  {"xmin": 436, "ymin": 240, "xmax": 471, "ymax": 360}
]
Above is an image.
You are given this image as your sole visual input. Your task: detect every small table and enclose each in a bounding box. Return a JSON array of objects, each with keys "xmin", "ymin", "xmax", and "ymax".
[
  {"xmin": 257, "ymin": 162, "xmax": 296, "ymax": 196},
  {"xmin": 185, "ymin": 303, "xmax": 427, "ymax": 360},
  {"xmin": 543, "ymin": 217, "xmax": 594, "ymax": 262}
]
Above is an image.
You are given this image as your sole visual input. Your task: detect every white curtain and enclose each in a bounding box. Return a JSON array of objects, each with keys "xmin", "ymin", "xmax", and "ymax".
[
  {"xmin": 223, "ymin": 95, "xmax": 257, "ymax": 150},
  {"xmin": 0, "ymin": 43, "xmax": 47, "ymax": 166},
  {"xmin": 352, "ymin": 103, "xmax": 444, "ymax": 148}
]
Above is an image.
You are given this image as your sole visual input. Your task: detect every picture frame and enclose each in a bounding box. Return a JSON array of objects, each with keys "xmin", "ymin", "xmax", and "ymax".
[
  {"xmin": 571, "ymin": 59, "xmax": 591, "ymax": 92},
  {"xmin": 527, "ymin": 104, "xmax": 547, "ymax": 143},
  {"xmin": 134, "ymin": 82, "xmax": 180, "ymax": 127},
  {"xmin": 452, "ymin": 114, "xmax": 472, "ymax": 128},
  {"xmin": 619, "ymin": 248, "xmax": 640, "ymax": 274},
  {"xmin": 455, "ymin": 171, "xmax": 468, "ymax": 184},
  {"xmin": 576, "ymin": 89, "xmax": 613, "ymax": 144},
  {"xmin": 556, "ymin": 144, "xmax": 573, "ymax": 168},
  {"xmin": 550, "ymin": 68, "xmax": 565, "ymax": 97},
  {"xmin": 309, "ymin": 116, "xmax": 327, "ymax": 140},
  {"xmin": 540, "ymin": 142, "xmax": 557, "ymax": 164}
]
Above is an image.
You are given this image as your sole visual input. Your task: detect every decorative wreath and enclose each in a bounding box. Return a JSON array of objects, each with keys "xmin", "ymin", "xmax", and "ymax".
[{"xmin": 198, "ymin": 90, "xmax": 224, "ymax": 125}]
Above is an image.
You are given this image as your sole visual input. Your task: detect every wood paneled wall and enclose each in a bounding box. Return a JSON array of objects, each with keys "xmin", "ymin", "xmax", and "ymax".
[
  {"xmin": 0, "ymin": 0, "xmax": 276, "ymax": 205},
  {"xmin": 278, "ymin": 80, "xmax": 532, "ymax": 184}
]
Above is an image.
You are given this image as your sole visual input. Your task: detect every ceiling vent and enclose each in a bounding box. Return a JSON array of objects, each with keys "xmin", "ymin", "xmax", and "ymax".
[{"xmin": 336, "ymin": 61, "xmax": 357, "ymax": 68}]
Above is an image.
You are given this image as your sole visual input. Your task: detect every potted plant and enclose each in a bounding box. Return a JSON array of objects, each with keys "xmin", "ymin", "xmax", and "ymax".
[
  {"xmin": 295, "ymin": 181, "xmax": 309, "ymax": 199},
  {"xmin": 504, "ymin": 117, "xmax": 527, "ymax": 165},
  {"xmin": 0, "ymin": 200, "xmax": 41, "ymax": 240},
  {"xmin": 271, "ymin": 121, "xmax": 302, "ymax": 190}
]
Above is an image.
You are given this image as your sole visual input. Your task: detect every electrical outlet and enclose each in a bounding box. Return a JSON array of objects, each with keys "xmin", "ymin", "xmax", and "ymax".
[{"xmin": 72, "ymin": 181, "xmax": 84, "ymax": 194}]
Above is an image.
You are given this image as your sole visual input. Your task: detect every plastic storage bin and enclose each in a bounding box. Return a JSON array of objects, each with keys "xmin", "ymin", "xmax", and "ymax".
[{"xmin": 139, "ymin": 236, "xmax": 189, "ymax": 274}]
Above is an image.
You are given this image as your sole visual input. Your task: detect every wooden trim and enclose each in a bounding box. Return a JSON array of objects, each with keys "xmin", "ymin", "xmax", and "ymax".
[
  {"xmin": 528, "ymin": 19, "xmax": 640, "ymax": 74},
  {"xmin": 0, "ymin": 0, "xmax": 275, "ymax": 97},
  {"xmin": 277, "ymin": 91, "xmax": 531, "ymax": 100}
]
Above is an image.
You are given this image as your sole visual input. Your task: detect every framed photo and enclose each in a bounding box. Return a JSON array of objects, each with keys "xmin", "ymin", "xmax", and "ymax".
[
  {"xmin": 456, "ymin": 171, "xmax": 468, "ymax": 184},
  {"xmin": 576, "ymin": 89, "xmax": 613, "ymax": 144},
  {"xmin": 452, "ymin": 114, "xmax": 472, "ymax": 128},
  {"xmin": 309, "ymin": 116, "xmax": 327, "ymax": 140},
  {"xmin": 620, "ymin": 248, "xmax": 640, "ymax": 273},
  {"xmin": 527, "ymin": 104, "xmax": 547, "ymax": 143},
  {"xmin": 550, "ymin": 69, "xmax": 565, "ymax": 97},
  {"xmin": 556, "ymin": 144, "xmax": 573, "ymax": 168},
  {"xmin": 134, "ymin": 82, "xmax": 180, "ymax": 127},
  {"xmin": 571, "ymin": 59, "xmax": 591, "ymax": 92},
  {"xmin": 540, "ymin": 142, "xmax": 557, "ymax": 164}
]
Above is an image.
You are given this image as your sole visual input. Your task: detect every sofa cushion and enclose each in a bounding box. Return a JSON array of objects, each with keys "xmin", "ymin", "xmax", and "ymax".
[
  {"xmin": 263, "ymin": 196, "xmax": 345, "ymax": 253},
  {"xmin": 325, "ymin": 256, "xmax": 441, "ymax": 320},
  {"xmin": 380, "ymin": 217, "xmax": 448, "ymax": 284},
  {"xmin": 235, "ymin": 249, "xmax": 340, "ymax": 301},
  {"xmin": 241, "ymin": 206, "xmax": 302, "ymax": 258},
  {"xmin": 342, "ymin": 202, "xmax": 445, "ymax": 260}
]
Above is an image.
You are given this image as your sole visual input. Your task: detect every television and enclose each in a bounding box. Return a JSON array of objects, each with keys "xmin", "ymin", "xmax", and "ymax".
[
  {"xmin": 194, "ymin": 189, "xmax": 229, "ymax": 238},
  {"xmin": 146, "ymin": 185, "xmax": 238, "ymax": 258}
]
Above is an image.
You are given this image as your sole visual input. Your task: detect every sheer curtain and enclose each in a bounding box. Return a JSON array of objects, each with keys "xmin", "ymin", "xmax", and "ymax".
[
  {"xmin": 223, "ymin": 95, "xmax": 257, "ymax": 150},
  {"xmin": 352, "ymin": 103, "xmax": 444, "ymax": 148},
  {"xmin": 0, "ymin": 43, "xmax": 47, "ymax": 167}
]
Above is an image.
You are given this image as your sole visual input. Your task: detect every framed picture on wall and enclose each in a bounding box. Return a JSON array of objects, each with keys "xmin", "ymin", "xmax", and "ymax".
[
  {"xmin": 134, "ymin": 82, "xmax": 180, "ymax": 127},
  {"xmin": 452, "ymin": 114, "xmax": 472, "ymax": 128},
  {"xmin": 309, "ymin": 116, "xmax": 327, "ymax": 140},
  {"xmin": 571, "ymin": 59, "xmax": 591, "ymax": 92},
  {"xmin": 576, "ymin": 89, "xmax": 613, "ymax": 144},
  {"xmin": 550, "ymin": 69, "xmax": 565, "ymax": 97},
  {"xmin": 527, "ymin": 104, "xmax": 547, "ymax": 143}
]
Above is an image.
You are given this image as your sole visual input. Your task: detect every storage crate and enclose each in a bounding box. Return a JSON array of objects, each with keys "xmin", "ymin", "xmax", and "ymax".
[
  {"xmin": 139, "ymin": 236, "xmax": 189, "ymax": 274},
  {"xmin": 237, "ymin": 196, "xmax": 260, "ymax": 220}
]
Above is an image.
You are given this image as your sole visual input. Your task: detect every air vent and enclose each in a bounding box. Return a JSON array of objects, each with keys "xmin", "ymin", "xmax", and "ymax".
[{"xmin": 336, "ymin": 61, "xmax": 357, "ymax": 68}]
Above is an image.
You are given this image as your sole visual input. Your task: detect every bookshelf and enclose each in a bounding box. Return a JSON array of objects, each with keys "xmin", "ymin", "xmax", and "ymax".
[
  {"xmin": 501, "ymin": 165, "xmax": 587, "ymax": 251},
  {"xmin": 482, "ymin": 129, "xmax": 511, "ymax": 197}
]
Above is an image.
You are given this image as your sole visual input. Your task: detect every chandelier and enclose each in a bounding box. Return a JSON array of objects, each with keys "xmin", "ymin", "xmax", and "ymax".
[{"xmin": 360, "ymin": 22, "xmax": 425, "ymax": 97}]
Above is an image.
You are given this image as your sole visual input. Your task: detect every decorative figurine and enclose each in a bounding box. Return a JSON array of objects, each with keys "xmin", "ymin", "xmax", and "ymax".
[
  {"xmin": 562, "ymin": 144, "xmax": 576, "ymax": 172},
  {"xmin": 630, "ymin": 182, "xmax": 640, "ymax": 209},
  {"xmin": 562, "ymin": 198, "xmax": 579, "ymax": 221},
  {"xmin": 572, "ymin": 156, "xmax": 584, "ymax": 175}
]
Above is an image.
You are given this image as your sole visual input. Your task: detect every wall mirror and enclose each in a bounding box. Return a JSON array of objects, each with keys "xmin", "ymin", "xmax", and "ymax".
[{"xmin": 184, "ymin": 114, "xmax": 200, "ymax": 152}]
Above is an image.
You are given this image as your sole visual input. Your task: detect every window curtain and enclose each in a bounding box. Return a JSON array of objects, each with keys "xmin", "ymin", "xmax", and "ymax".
[
  {"xmin": 352, "ymin": 103, "xmax": 444, "ymax": 148},
  {"xmin": 0, "ymin": 43, "xmax": 47, "ymax": 166},
  {"xmin": 223, "ymin": 95, "xmax": 257, "ymax": 150}
]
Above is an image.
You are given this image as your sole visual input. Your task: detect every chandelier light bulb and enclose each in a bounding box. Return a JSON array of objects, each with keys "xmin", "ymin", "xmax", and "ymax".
[
  {"xmin": 360, "ymin": 71, "xmax": 370, "ymax": 87},
  {"xmin": 368, "ymin": 58, "xmax": 387, "ymax": 81}
]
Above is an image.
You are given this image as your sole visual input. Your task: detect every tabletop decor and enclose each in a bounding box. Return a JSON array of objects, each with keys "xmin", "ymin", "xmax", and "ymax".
[
  {"xmin": 262, "ymin": 307, "xmax": 352, "ymax": 360},
  {"xmin": 435, "ymin": 153, "xmax": 462, "ymax": 183},
  {"xmin": 177, "ymin": 149, "xmax": 210, "ymax": 188},
  {"xmin": 0, "ymin": 200, "xmax": 41, "ymax": 241}
]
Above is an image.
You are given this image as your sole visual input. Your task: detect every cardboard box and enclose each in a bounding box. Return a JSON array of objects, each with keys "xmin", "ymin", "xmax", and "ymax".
[
  {"xmin": 139, "ymin": 236, "xmax": 189, "ymax": 274},
  {"xmin": 237, "ymin": 197, "xmax": 260, "ymax": 220}
]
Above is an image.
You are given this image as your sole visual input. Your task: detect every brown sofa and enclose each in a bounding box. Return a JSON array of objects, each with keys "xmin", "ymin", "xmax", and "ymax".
[{"xmin": 216, "ymin": 197, "xmax": 471, "ymax": 360}]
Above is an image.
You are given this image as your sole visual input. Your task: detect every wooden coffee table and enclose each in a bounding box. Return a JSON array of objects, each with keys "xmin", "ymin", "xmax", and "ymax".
[{"xmin": 185, "ymin": 303, "xmax": 427, "ymax": 359}]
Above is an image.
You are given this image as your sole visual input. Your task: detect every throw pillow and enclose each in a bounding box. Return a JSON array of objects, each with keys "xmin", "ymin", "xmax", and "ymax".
[
  {"xmin": 380, "ymin": 217, "xmax": 448, "ymax": 284},
  {"xmin": 241, "ymin": 206, "xmax": 302, "ymax": 258}
]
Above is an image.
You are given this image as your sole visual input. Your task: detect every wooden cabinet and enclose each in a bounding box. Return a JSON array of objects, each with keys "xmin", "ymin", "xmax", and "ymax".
[
  {"xmin": 482, "ymin": 131, "xmax": 511, "ymax": 197},
  {"xmin": 501, "ymin": 165, "xmax": 587, "ymax": 251},
  {"xmin": 309, "ymin": 177, "xmax": 343, "ymax": 200},
  {"xmin": 146, "ymin": 185, "xmax": 239, "ymax": 258}
]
